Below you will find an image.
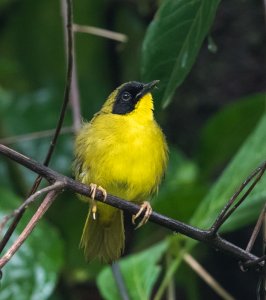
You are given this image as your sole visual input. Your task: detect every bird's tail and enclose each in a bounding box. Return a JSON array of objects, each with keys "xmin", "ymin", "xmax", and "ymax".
[{"xmin": 80, "ymin": 208, "xmax": 125, "ymax": 263}]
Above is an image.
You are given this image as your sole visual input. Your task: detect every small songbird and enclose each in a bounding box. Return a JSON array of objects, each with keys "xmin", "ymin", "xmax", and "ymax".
[{"xmin": 74, "ymin": 80, "xmax": 168, "ymax": 263}]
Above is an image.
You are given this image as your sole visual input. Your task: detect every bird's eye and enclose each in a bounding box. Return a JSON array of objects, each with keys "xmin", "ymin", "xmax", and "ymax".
[{"xmin": 121, "ymin": 92, "xmax": 132, "ymax": 102}]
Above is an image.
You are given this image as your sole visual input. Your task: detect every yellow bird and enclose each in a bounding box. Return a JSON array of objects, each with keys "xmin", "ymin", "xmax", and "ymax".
[{"xmin": 74, "ymin": 80, "xmax": 168, "ymax": 263}]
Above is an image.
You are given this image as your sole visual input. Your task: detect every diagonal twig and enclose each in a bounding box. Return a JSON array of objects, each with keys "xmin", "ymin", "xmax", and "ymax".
[
  {"xmin": 0, "ymin": 126, "xmax": 73, "ymax": 145},
  {"xmin": 184, "ymin": 253, "xmax": 235, "ymax": 300},
  {"xmin": 209, "ymin": 162, "xmax": 266, "ymax": 236},
  {"xmin": 0, "ymin": 184, "xmax": 64, "ymax": 269},
  {"xmin": 73, "ymin": 24, "xmax": 128, "ymax": 43},
  {"xmin": 246, "ymin": 204, "xmax": 266, "ymax": 253},
  {"xmin": 0, "ymin": 0, "xmax": 74, "ymax": 254},
  {"xmin": 0, "ymin": 182, "xmax": 65, "ymax": 236}
]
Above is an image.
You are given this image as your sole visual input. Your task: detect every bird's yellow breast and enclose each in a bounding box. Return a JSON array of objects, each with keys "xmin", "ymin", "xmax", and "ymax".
[{"xmin": 75, "ymin": 93, "xmax": 168, "ymax": 203}]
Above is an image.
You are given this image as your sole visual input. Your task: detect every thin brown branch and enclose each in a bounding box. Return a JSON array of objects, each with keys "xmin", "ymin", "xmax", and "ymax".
[
  {"xmin": 184, "ymin": 253, "xmax": 235, "ymax": 300},
  {"xmin": 0, "ymin": 186, "xmax": 62, "ymax": 269},
  {"xmin": 244, "ymin": 254, "xmax": 266, "ymax": 269},
  {"xmin": 246, "ymin": 204, "xmax": 266, "ymax": 253},
  {"xmin": 61, "ymin": 0, "xmax": 81, "ymax": 133},
  {"xmin": 209, "ymin": 162, "xmax": 266, "ymax": 236},
  {"xmin": 73, "ymin": 24, "xmax": 128, "ymax": 43},
  {"xmin": 0, "ymin": 182, "xmax": 65, "ymax": 236},
  {"xmin": 41, "ymin": 0, "xmax": 73, "ymax": 169},
  {"xmin": 0, "ymin": 214, "xmax": 16, "ymax": 237},
  {"xmin": 0, "ymin": 144, "xmax": 265, "ymax": 267},
  {"xmin": 0, "ymin": 0, "xmax": 74, "ymax": 254},
  {"xmin": 0, "ymin": 126, "xmax": 74, "ymax": 145},
  {"xmin": 69, "ymin": 62, "xmax": 81, "ymax": 132}
]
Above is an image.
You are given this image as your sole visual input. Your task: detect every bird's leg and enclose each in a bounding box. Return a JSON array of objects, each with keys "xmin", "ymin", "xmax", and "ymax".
[
  {"xmin": 89, "ymin": 183, "xmax": 107, "ymax": 220},
  {"xmin": 132, "ymin": 201, "xmax": 153, "ymax": 229},
  {"xmin": 89, "ymin": 183, "xmax": 97, "ymax": 220}
]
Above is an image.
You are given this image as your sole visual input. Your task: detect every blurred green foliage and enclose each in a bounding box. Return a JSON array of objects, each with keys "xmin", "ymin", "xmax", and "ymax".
[
  {"xmin": 0, "ymin": 0, "xmax": 265, "ymax": 299},
  {"xmin": 0, "ymin": 188, "xmax": 63, "ymax": 300},
  {"xmin": 97, "ymin": 242, "xmax": 167, "ymax": 300}
]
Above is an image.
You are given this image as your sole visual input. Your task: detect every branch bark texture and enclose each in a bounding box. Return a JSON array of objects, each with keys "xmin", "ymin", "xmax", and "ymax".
[{"xmin": 0, "ymin": 144, "xmax": 263, "ymax": 266}]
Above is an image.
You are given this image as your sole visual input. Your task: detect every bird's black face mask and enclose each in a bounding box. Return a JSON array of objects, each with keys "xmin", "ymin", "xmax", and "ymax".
[{"xmin": 112, "ymin": 80, "xmax": 158, "ymax": 115}]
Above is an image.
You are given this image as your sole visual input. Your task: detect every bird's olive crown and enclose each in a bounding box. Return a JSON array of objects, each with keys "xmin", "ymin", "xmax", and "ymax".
[{"xmin": 112, "ymin": 81, "xmax": 145, "ymax": 115}]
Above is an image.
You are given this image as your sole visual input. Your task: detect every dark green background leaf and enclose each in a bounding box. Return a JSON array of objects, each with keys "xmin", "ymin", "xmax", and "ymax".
[
  {"xmin": 197, "ymin": 93, "xmax": 266, "ymax": 178},
  {"xmin": 190, "ymin": 113, "xmax": 266, "ymax": 232},
  {"xmin": 141, "ymin": 0, "xmax": 220, "ymax": 108}
]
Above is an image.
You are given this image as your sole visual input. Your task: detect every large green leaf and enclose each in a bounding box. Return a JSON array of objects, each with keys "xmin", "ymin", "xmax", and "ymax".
[
  {"xmin": 97, "ymin": 241, "xmax": 167, "ymax": 300},
  {"xmin": 190, "ymin": 113, "xmax": 266, "ymax": 232},
  {"xmin": 0, "ymin": 187, "xmax": 64, "ymax": 300},
  {"xmin": 198, "ymin": 93, "xmax": 266, "ymax": 178},
  {"xmin": 141, "ymin": 0, "xmax": 220, "ymax": 108}
]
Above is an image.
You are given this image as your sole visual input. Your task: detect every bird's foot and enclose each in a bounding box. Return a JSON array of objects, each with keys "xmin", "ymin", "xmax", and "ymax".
[
  {"xmin": 89, "ymin": 183, "xmax": 107, "ymax": 220},
  {"xmin": 132, "ymin": 201, "xmax": 152, "ymax": 229}
]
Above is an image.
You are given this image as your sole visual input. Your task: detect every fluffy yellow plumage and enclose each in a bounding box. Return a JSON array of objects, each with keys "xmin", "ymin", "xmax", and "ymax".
[{"xmin": 74, "ymin": 81, "xmax": 168, "ymax": 263}]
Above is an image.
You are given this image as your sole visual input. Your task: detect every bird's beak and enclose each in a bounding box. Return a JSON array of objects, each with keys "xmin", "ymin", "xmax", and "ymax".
[{"xmin": 136, "ymin": 80, "xmax": 159, "ymax": 100}]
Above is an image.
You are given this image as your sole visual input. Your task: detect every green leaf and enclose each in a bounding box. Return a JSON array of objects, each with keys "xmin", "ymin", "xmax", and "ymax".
[
  {"xmin": 141, "ymin": 0, "xmax": 220, "ymax": 108},
  {"xmin": 198, "ymin": 93, "xmax": 266, "ymax": 178},
  {"xmin": 97, "ymin": 241, "xmax": 167, "ymax": 300},
  {"xmin": 0, "ymin": 187, "xmax": 64, "ymax": 300},
  {"xmin": 190, "ymin": 113, "xmax": 266, "ymax": 232}
]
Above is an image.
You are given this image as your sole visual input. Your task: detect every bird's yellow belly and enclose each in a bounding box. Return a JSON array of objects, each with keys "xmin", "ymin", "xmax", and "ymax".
[
  {"xmin": 77, "ymin": 115, "xmax": 167, "ymax": 226},
  {"xmin": 86, "ymin": 136, "xmax": 161, "ymax": 202}
]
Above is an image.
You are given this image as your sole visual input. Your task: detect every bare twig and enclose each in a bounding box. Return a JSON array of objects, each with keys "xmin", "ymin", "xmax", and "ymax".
[
  {"xmin": 244, "ymin": 255, "xmax": 266, "ymax": 269},
  {"xmin": 0, "ymin": 144, "xmax": 265, "ymax": 266},
  {"xmin": 61, "ymin": 0, "xmax": 81, "ymax": 133},
  {"xmin": 0, "ymin": 0, "xmax": 74, "ymax": 254},
  {"xmin": 246, "ymin": 204, "xmax": 266, "ymax": 253},
  {"xmin": 209, "ymin": 162, "xmax": 266, "ymax": 236},
  {"xmin": 0, "ymin": 126, "xmax": 73, "ymax": 145},
  {"xmin": 0, "ymin": 214, "xmax": 16, "ymax": 237},
  {"xmin": 0, "ymin": 182, "xmax": 65, "ymax": 236},
  {"xmin": 240, "ymin": 207, "xmax": 266, "ymax": 272},
  {"xmin": 154, "ymin": 254, "xmax": 182, "ymax": 300},
  {"xmin": 256, "ymin": 207, "xmax": 266, "ymax": 299},
  {"xmin": 69, "ymin": 60, "xmax": 81, "ymax": 133},
  {"xmin": 41, "ymin": 0, "xmax": 73, "ymax": 169},
  {"xmin": 111, "ymin": 262, "xmax": 130, "ymax": 300},
  {"xmin": 73, "ymin": 24, "xmax": 128, "ymax": 43},
  {"xmin": 166, "ymin": 252, "xmax": 176, "ymax": 300},
  {"xmin": 184, "ymin": 253, "xmax": 235, "ymax": 300},
  {"xmin": 0, "ymin": 186, "xmax": 63, "ymax": 269}
]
